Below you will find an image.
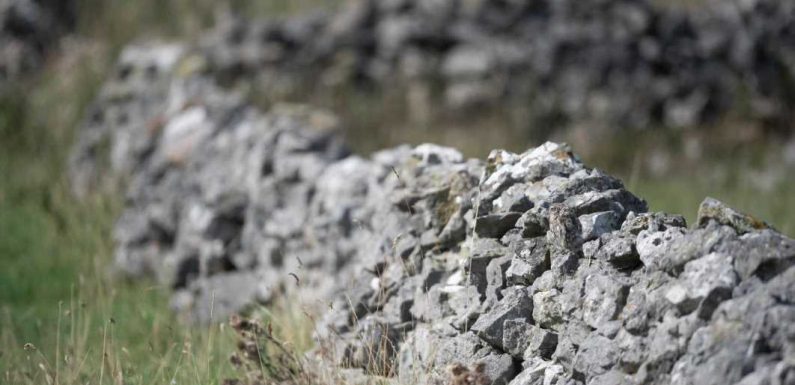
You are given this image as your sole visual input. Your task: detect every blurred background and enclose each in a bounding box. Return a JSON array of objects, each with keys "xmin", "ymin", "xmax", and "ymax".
[{"xmin": 0, "ymin": 0, "xmax": 793, "ymax": 383}]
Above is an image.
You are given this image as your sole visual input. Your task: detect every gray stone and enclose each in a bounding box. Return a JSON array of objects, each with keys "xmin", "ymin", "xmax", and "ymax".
[
  {"xmin": 506, "ymin": 238, "xmax": 549, "ymax": 286},
  {"xmin": 579, "ymin": 211, "xmax": 620, "ymax": 241},
  {"xmin": 582, "ymin": 273, "xmax": 629, "ymax": 328},
  {"xmin": 495, "ymin": 184, "xmax": 534, "ymax": 213},
  {"xmin": 621, "ymin": 212, "xmax": 687, "ymax": 235},
  {"xmin": 418, "ymin": 265, "xmax": 446, "ymax": 291},
  {"xmin": 502, "ymin": 318, "xmax": 533, "ymax": 357},
  {"xmin": 508, "ymin": 361, "xmax": 548, "ymax": 385},
  {"xmin": 410, "ymin": 330, "xmax": 516, "ymax": 384},
  {"xmin": 636, "ymin": 227, "xmax": 687, "ymax": 271},
  {"xmin": 448, "ymin": 285, "xmax": 484, "ymax": 330},
  {"xmin": 521, "ymin": 325, "xmax": 558, "ymax": 360},
  {"xmin": 561, "ymin": 319, "xmax": 592, "ymax": 348},
  {"xmin": 501, "ymin": 228, "xmax": 525, "ymax": 246},
  {"xmin": 558, "ymin": 278, "xmax": 587, "ymax": 328},
  {"xmin": 597, "ymin": 320, "xmax": 622, "ymax": 339},
  {"xmin": 589, "ymin": 370, "xmax": 637, "ymax": 385},
  {"xmin": 552, "ymin": 333, "xmax": 578, "ymax": 371},
  {"xmin": 582, "ymin": 239, "xmax": 600, "ymax": 261},
  {"xmin": 620, "ymin": 286, "xmax": 651, "ymax": 335},
  {"xmin": 564, "ymin": 189, "xmax": 647, "ymax": 219},
  {"xmin": 382, "ymin": 279, "xmax": 417, "ymax": 324},
  {"xmin": 549, "ymin": 249, "xmax": 580, "ymax": 276},
  {"xmin": 532, "ymin": 289, "xmax": 564, "ymax": 330},
  {"xmin": 442, "ymin": 45, "xmax": 496, "ymax": 79},
  {"xmin": 573, "ymin": 334, "xmax": 619, "ymax": 378},
  {"xmin": 432, "ymin": 331, "xmax": 484, "ymax": 368},
  {"xmin": 410, "ymin": 284, "xmax": 450, "ymax": 322},
  {"xmin": 470, "ymin": 353, "xmax": 517, "ymax": 385},
  {"xmin": 476, "ymin": 212, "xmax": 524, "ymax": 239},
  {"xmin": 597, "ymin": 233, "xmax": 640, "ymax": 269},
  {"xmin": 519, "ymin": 211, "xmax": 549, "ymax": 238},
  {"xmin": 697, "ymin": 197, "xmax": 772, "ymax": 234},
  {"xmin": 419, "ymin": 228, "xmax": 441, "ymax": 249},
  {"xmin": 412, "ymin": 143, "xmax": 464, "ymax": 165},
  {"xmin": 531, "ymin": 270, "xmax": 558, "ymax": 293},
  {"xmin": 639, "ymin": 223, "xmax": 737, "ymax": 274},
  {"xmin": 485, "ymin": 255, "xmax": 513, "ymax": 303},
  {"xmin": 613, "ymin": 330, "xmax": 646, "ymax": 374},
  {"xmin": 720, "ymin": 230, "xmax": 795, "ymax": 280},
  {"xmin": 468, "ymin": 238, "xmax": 507, "ymax": 294},
  {"xmin": 471, "ymin": 286, "xmax": 533, "ymax": 350},
  {"xmin": 478, "ymin": 353, "xmax": 519, "ymax": 385},
  {"xmin": 667, "ymin": 252, "xmax": 738, "ymax": 319},
  {"xmin": 543, "ymin": 364, "xmax": 567, "ymax": 385}
]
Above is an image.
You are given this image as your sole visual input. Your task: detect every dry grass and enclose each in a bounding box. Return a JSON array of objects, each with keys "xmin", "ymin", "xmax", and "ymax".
[{"xmin": 1, "ymin": 280, "xmax": 237, "ymax": 385}]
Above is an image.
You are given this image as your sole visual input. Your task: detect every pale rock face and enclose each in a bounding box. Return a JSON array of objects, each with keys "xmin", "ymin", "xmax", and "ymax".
[{"xmin": 636, "ymin": 227, "xmax": 688, "ymax": 271}]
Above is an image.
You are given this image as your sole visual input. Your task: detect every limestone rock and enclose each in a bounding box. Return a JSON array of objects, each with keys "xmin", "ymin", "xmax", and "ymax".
[
  {"xmin": 506, "ymin": 238, "xmax": 549, "ymax": 286},
  {"xmin": 596, "ymin": 233, "xmax": 640, "ymax": 269},
  {"xmin": 471, "ymin": 286, "xmax": 533, "ymax": 350},
  {"xmin": 697, "ymin": 197, "xmax": 772, "ymax": 234}
]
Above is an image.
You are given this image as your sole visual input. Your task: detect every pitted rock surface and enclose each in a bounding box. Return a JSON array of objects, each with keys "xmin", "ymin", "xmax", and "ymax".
[{"xmin": 70, "ymin": 41, "xmax": 795, "ymax": 384}]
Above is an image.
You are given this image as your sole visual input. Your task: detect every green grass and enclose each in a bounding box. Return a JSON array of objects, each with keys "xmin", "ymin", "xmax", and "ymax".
[
  {"xmin": 0, "ymin": 3, "xmax": 233, "ymax": 383},
  {"xmin": 0, "ymin": 0, "xmax": 794, "ymax": 384},
  {"xmin": 0, "ymin": 2, "xmax": 347, "ymax": 384},
  {"xmin": 629, "ymin": 175, "xmax": 795, "ymax": 236},
  {"xmin": 0, "ymin": 95, "xmax": 237, "ymax": 383},
  {"xmin": 587, "ymin": 130, "xmax": 795, "ymax": 236}
]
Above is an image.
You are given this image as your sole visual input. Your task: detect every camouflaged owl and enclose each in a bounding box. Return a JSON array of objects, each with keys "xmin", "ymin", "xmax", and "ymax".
[{"xmin": 547, "ymin": 203, "xmax": 582, "ymax": 252}]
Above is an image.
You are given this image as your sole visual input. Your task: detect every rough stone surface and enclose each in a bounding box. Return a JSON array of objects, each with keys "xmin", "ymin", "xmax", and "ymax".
[
  {"xmin": 70, "ymin": 40, "xmax": 795, "ymax": 385},
  {"xmin": 697, "ymin": 197, "xmax": 773, "ymax": 234},
  {"xmin": 471, "ymin": 286, "xmax": 533, "ymax": 350},
  {"xmin": 596, "ymin": 233, "xmax": 641, "ymax": 269},
  {"xmin": 522, "ymin": 325, "xmax": 558, "ymax": 360},
  {"xmin": 506, "ymin": 238, "xmax": 548, "ymax": 286}
]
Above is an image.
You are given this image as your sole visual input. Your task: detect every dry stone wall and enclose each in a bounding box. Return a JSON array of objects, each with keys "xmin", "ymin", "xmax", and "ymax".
[
  {"xmin": 201, "ymin": 0, "xmax": 795, "ymax": 131},
  {"xmin": 69, "ymin": 41, "xmax": 795, "ymax": 385}
]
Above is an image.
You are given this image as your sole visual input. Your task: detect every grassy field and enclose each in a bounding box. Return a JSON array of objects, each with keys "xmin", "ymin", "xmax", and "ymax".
[
  {"xmin": 1, "ymin": 2, "xmax": 248, "ymax": 384},
  {"xmin": 0, "ymin": 42, "xmax": 238, "ymax": 385},
  {"xmin": 0, "ymin": 2, "xmax": 347, "ymax": 384},
  {"xmin": 1, "ymin": 1, "xmax": 794, "ymax": 385}
]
